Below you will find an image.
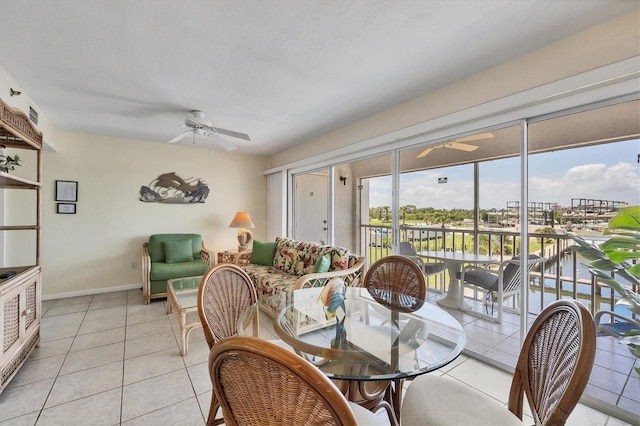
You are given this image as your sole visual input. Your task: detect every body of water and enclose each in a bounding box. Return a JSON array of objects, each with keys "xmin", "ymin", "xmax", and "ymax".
[{"xmin": 533, "ymin": 250, "xmax": 633, "ymax": 317}]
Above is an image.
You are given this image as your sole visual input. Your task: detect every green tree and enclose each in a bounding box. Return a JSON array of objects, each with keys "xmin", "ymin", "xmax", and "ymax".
[
  {"xmin": 534, "ymin": 227, "xmax": 558, "ymax": 245},
  {"xmin": 400, "ymin": 205, "xmax": 416, "ymax": 224},
  {"xmin": 382, "ymin": 206, "xmax": 390, "ymax": 222}
]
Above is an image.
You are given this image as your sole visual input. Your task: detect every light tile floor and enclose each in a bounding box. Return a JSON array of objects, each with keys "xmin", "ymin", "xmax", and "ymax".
[
  {"xmin": 0, "ymin": 289, "xmax": 635, "ymax": 425},
  {"xmin": 437, "ymin": 290, "xmax": 640, "ymax": 424}
]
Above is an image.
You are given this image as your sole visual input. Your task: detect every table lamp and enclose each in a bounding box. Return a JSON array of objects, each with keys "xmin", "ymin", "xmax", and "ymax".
[{"xmin": 229, "ymin": 211, "xmax": 255, "ymax": 251}]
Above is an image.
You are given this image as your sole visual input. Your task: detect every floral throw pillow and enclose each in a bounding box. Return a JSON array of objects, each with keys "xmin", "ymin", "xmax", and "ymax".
[
  {"xmin": 318, "ymin": 245, "xmax": 349, "ymax": 271},
  {"xmin": 273, "ymin": 237, "xmax": 301, "ymax": 275},
  {"xmin": 273, "ymin": 237, "xmax": 350, "ymax": 276}
]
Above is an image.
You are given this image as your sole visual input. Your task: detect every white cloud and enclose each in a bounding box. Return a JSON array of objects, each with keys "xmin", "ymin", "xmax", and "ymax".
[
  {"xmin": 531, "ymin": 162, "xmax": 639, "ymax": 205},
  {"xmin": 370, "ymin": 161, "xmax": 639, "ymax": 209},
  {"xmin": 479, "ymin": 180, "xmax": 520, "ymax": 209}
]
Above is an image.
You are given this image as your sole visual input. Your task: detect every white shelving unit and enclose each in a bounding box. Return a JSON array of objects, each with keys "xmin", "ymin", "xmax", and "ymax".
[{"xmin": 0, "ymin": 98, "xmax": 43, "ymax": 394}]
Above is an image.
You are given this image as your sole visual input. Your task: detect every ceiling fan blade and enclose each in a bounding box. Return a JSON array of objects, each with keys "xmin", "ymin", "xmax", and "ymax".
[
  {"xmin": 454, "ymin": 132, "xmax": 494, "ymax": 143},
  {"xmin": 212, "ymin": 127, "xmax": 251, "ymax": 141},
  {"xmin": 175, "ymin": 111, "xmax": 247, "ymax": 149},
  {"xmin": 168, "ymin": 130, "xmax": 191, "ymax": 144},
  {"xmin": 448, "ymin": 141, "xmax": 479, "ymax": 152},
  {"xmin": 417, "ymin": 131, "xmax": 492, "ymax": 158},
  {"xmin": 416, "ymin": 146, "xmax": 436, "ymax": 158},
  {"xmin": 209, "ymin": 132, "xmax": 238, "ymax": 151}
]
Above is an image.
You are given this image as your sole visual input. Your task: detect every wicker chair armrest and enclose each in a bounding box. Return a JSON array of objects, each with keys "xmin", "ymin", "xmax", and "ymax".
[
  {"xmin": 200, "ymin": 243, "xmax": 215, "ymax": 266},
  {"xmin": 142, "ymin": 243, "xmax": 150, "ymax": 267},
  {"xmin": 294, "ymin": 256, "xmax": 365, "ymax": 290},
  {"xmin": 142, "ymin": 243, "xmax": 151, "ymax": 304}
]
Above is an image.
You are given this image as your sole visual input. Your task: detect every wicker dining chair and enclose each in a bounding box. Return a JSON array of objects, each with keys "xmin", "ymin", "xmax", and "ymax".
[
  {"xmin": 361, "ymin": 255, "xmax": 428, "ymax": 424},
  {"xmin": 364, "ymin": 255, "xmax": 426, "ymax": 312},
  {"xmin": 401, "ymin": 299, "xmax": 597, "ymax": 426},
  {"xmin": 208, "ymin": 335, "xmax": 387, "ymax": 426},
  {"xmin": 197, "ymin": 263, "xmax": 259, "ymax": 425}
]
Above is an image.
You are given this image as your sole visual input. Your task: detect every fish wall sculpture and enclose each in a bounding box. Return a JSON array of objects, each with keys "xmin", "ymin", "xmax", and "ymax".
[{"xmin": 140, "ymin": 172, "xmax": 209, "ymax": 204}]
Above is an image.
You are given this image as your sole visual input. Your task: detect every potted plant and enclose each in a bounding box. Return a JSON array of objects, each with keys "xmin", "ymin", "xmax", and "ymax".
[
  {"xmin": 570, "ymin": 205, "xmax": 639, "ymax": 375},
  {"xmin": 0, "ymin": 153, "xmax": 21, "ymax": 173}
]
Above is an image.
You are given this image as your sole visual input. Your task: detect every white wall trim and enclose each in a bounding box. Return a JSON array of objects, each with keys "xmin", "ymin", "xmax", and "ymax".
[{"xmin": 42, "ymin": 283, "xmax": 142, "ymax": 300}]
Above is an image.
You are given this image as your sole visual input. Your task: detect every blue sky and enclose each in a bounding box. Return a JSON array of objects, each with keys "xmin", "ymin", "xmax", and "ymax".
[{"xmin": 370, "ymin": 139, "xmax": 640, "ymax": 210}]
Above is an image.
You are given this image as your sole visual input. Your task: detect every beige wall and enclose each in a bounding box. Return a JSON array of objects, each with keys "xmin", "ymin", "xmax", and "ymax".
[
  {"xmin": 41, "ymin": 131, "xmax": 267, "ymax": 297},
  {"xmin": 268, "ymin": 10, "xmax": 640, "ymax": 168}
]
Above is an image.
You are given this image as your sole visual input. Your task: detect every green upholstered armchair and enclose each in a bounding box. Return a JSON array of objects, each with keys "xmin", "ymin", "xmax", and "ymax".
[{"xmin": 142, "ymin": 233, "xmax": 214, "ymax": 304}]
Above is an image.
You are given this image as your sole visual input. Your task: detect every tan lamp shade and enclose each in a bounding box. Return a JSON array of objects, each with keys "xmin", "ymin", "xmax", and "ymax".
[{"xmin": 229, "ymin": 211, "xmax": 255, "ymax": 251}]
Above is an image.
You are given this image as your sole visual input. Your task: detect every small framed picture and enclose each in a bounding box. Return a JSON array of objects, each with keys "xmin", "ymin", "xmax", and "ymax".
[
  {"xmin": 55, "ymin": 180, "xmax": 78, "ymax": 202},
  {"xmin": 57, "ymin": 203, "xmax": 76, "ymax": 214}
]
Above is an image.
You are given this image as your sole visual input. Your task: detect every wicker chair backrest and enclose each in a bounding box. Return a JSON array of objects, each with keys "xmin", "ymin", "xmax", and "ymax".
[
  {"xmin": 197, "ymin": 264, "xmax": 257, "ymax": 349},
  {"xmin": 508, "ymin": 299, "xmax": 596, "ymax": 425},
  {"xmin": 209, "ymin": 336, "xmax": 359, "ymax": 426},
  {"xmin": 364, "ymin": 255, "xmax": 426, "ymax": 312}
]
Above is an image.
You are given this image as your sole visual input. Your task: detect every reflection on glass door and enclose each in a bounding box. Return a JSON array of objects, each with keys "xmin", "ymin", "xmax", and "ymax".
[
  {"xmin": 350, "ymin": 153, "xmax": 392, "ymax": 262},
  {"xmin": 526, "ymin": 99, "xmax": 640, "ymax": 315}
]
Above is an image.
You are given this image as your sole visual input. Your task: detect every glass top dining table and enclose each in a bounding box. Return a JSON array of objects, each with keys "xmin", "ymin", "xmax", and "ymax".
[{"xmin": 261, "ymin": 286, "xmax": 467, "ymax": 424}]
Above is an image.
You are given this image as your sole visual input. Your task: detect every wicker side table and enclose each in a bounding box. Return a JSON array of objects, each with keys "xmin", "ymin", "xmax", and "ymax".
[{"xmin": 218, "ymin": 249, "xmax": 252, "ymax": 266}]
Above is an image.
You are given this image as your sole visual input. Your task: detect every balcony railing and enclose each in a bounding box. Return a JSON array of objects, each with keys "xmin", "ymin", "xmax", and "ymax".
[{"xmin": 360, "ymin": 224, "xmax": 634, "ymax": 317}]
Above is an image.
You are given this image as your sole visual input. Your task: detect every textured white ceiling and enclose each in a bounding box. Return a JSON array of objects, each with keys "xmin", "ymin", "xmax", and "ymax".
[{"xmin": 0, "ymin": 0, "xmax": 637, "ymax": 155}]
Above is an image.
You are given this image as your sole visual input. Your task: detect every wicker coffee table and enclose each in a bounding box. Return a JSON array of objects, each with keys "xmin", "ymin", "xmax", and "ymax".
[{"xmin": 166, "ymin": 275, "xmax": 202, "ymax": 355}]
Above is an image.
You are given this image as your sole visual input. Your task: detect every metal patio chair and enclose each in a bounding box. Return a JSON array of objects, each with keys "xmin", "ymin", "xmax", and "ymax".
[{"xmin": 457, "ymin": 254, "xmax": 545, "ymax": 323}]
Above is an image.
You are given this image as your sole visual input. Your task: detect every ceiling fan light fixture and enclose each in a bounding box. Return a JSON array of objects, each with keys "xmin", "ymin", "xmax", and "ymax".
[{"xmin": 187, "ymin": 110, "xmax": 212, "ymax": 127}]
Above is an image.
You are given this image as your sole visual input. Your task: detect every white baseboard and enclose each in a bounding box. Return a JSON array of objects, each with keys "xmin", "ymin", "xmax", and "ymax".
[{"xmin": 42, "ymin": 283, "xmax": 143, "ymax": 301}]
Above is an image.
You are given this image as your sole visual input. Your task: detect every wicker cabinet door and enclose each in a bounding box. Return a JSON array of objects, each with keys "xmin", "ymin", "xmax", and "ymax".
[
  {"xmin": 2, "ymin": 292, "xmax": 20, "ymax": 355},
  {"xmin": 22, "ymin": 276, "xmax": 40, "ymax": 334},
  {"xmin": 0, "ymin": 268, "xmax": 41, "ymax": 394}
]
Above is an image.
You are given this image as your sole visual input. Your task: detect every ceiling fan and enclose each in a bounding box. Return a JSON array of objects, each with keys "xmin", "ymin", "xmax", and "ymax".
[
  {"xmin": 168, "ymin": 110, "xmax": 251, "ymax": 151},
  {"xmin": 416, "ymin": 132, "xmax": 494, "ymax": 158}
]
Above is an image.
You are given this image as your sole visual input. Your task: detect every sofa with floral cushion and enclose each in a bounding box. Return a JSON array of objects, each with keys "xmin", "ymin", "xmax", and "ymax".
[{"xmin": 242, "ymin": 236, "xmax": 365, "ymax": 317}]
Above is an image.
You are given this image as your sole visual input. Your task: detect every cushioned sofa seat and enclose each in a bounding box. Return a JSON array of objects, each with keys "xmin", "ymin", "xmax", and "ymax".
[
  {"xmin": 243, "ymin": 264, "xmax": 293, "ymax": 316},
  {"xmin": 148, "ymin": 259, "xmax": 210, "ymax": 295},
  {"xmin": 243, "ymin": 237, "xmax": 365, "ymax": 317},
  {"xmin": 142, "ymin": 233, "xmax": 214, "ymax": 304}
]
